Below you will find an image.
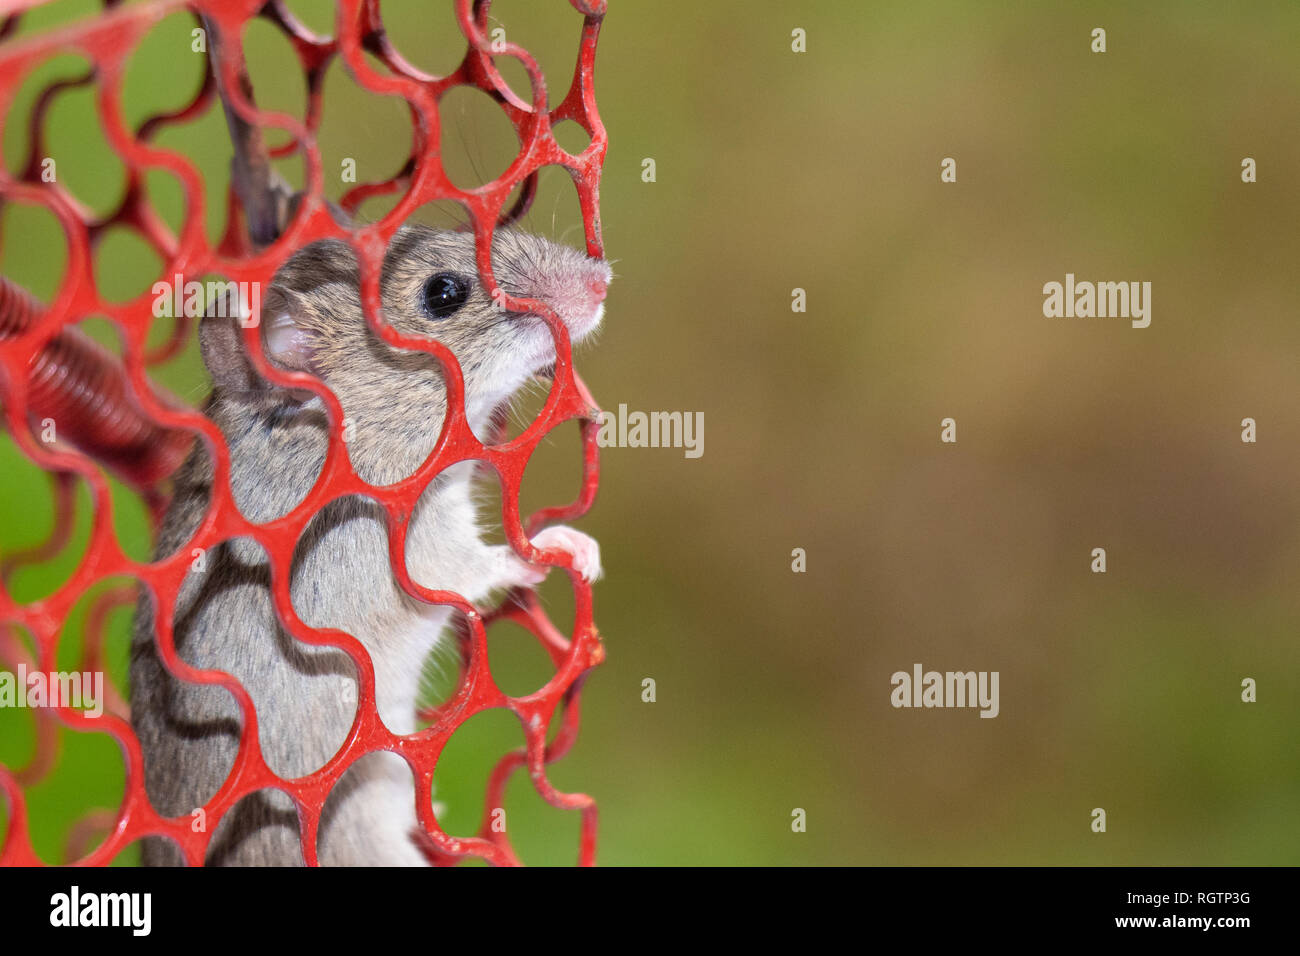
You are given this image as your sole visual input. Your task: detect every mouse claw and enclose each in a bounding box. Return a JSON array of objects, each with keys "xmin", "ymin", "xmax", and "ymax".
[{"xmin": 530, "ymin": 525, "xmax": 602, "ymax": 582}]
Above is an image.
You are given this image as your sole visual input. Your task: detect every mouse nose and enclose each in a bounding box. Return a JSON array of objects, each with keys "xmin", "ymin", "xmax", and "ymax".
[
  {"xmin": 567, "ymin": 259, "xmax": 610, "ymax": 316},
  {"xmin": 501, "ymin": 246, "xmax": 611, "ymax": 340},
  {"xmin": 549, "ymin": 259, "xmax": 610, "ymax": 339}
]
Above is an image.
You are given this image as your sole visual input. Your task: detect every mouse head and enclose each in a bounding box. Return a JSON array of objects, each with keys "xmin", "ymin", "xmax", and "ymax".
[{"xmin": 200, "ymin": 224, "xmax": 610, "ymax": 479}]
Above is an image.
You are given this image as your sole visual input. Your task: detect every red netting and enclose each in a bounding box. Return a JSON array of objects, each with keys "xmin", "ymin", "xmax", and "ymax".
[{"xmin": 0, "ymin": 0, "xmax": 608, "ymax": 866}]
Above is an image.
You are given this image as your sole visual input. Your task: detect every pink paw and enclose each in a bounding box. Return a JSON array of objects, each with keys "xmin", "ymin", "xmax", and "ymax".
[{"xmin": 530, "ymin": 525, "xmax": 603, "ymax": 582}]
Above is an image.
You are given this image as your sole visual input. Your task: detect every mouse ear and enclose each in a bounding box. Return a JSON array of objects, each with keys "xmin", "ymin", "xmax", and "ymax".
[
  {"xmin": 198, "ymin": 286, "xmax": 262, "ymax": 393},
  {"xmin": 262, "ymin": 289, "xmax": 318, "ymax": 374},
  {"xmin": 199, "ymin": 286, "xmax": 319, "ymax": 394}
]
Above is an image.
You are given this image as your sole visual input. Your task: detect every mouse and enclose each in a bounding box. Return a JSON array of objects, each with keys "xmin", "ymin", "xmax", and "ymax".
[{"xmin": 129, "ymin": 223, "xmax": 610, "ymax": 866}]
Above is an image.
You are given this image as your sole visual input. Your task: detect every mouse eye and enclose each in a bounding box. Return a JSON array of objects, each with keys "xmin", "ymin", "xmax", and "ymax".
[{"xmin": 422, "ymin": 273, "xmax": 471, "ymax": 318}]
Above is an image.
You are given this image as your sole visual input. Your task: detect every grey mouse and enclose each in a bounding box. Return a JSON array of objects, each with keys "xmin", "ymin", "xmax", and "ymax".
[{"xmin": 129, "ymin": 224, "xmax": 609, "ymax": 866}]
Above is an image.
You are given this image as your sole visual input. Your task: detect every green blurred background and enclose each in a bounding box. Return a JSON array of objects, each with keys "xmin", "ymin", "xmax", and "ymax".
[{"xmin": 1, "ymin": 0, "xmax": 1298, "ymax": 865}]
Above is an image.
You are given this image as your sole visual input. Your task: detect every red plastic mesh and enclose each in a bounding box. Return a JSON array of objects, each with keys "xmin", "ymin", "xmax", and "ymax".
[{"xmin": 0, "ymin": 0, "xmax": 608, "ymax": 866}]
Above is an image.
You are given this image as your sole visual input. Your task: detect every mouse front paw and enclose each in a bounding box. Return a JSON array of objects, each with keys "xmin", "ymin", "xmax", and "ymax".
[{"xmin": 529, "ymin": 525, "xmax": 603, "ymax": 583}]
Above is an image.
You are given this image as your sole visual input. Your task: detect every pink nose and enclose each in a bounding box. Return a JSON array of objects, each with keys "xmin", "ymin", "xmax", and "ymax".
[{"xmin": 586, "ymin": 277, "xmax": 608, "ymax": 303}]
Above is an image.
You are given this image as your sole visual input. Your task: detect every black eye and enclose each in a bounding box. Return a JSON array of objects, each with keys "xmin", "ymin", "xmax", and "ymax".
[{"xmin": 422, "ymin": 273, "xmax": 471, "ymax": 318}]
